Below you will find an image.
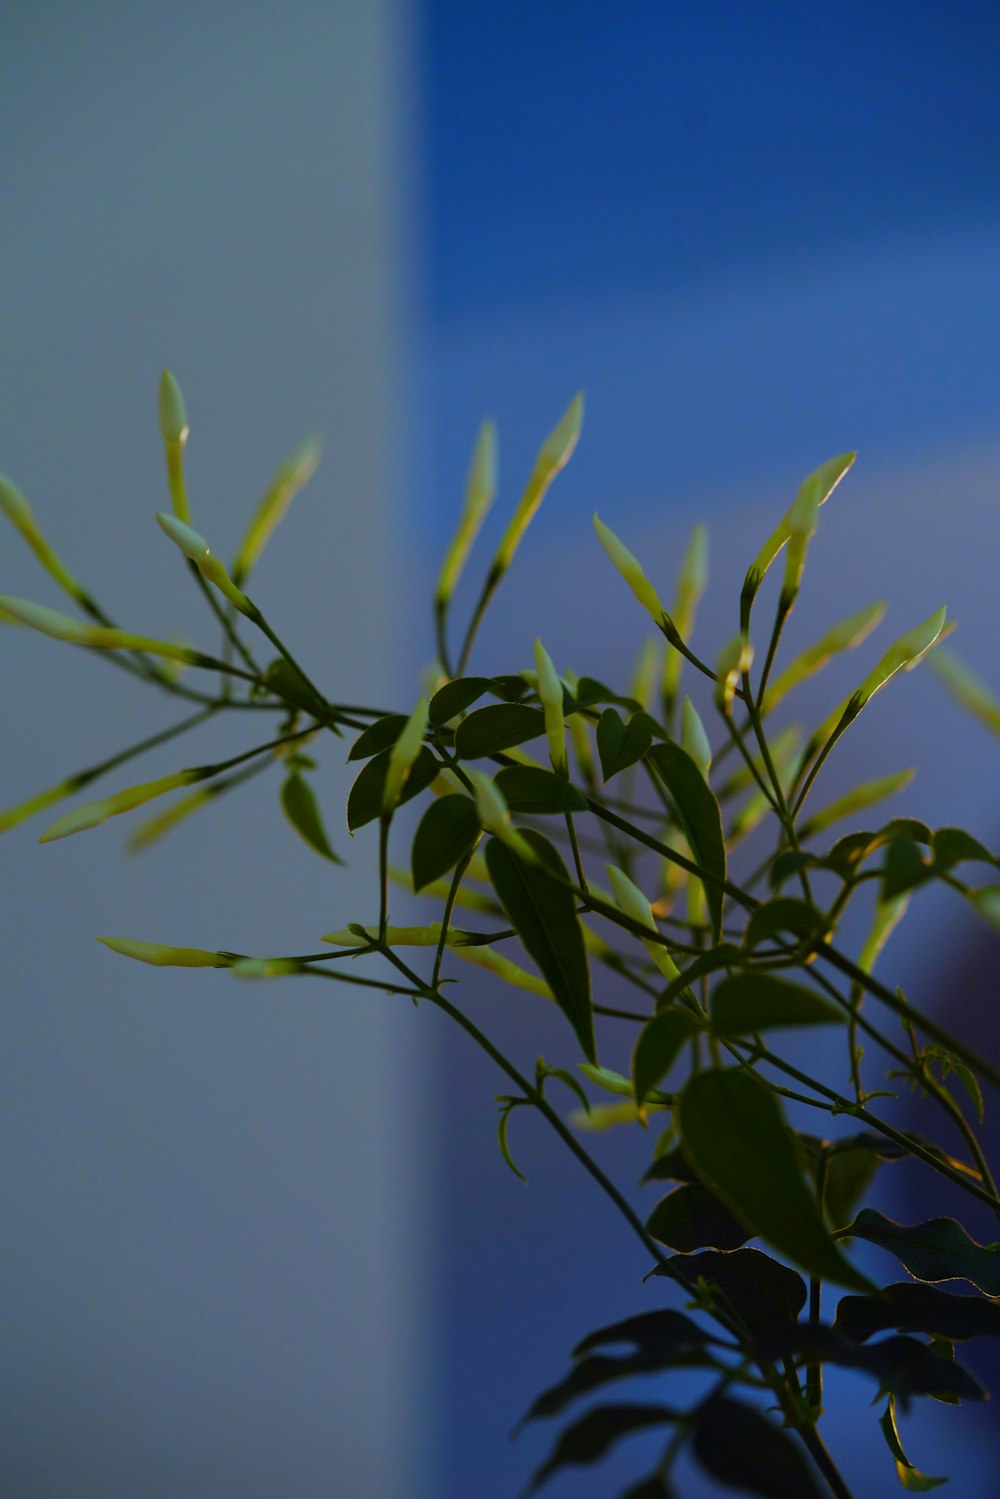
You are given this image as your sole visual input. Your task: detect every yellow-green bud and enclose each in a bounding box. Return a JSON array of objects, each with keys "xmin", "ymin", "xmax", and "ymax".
[
  {"xmin": 98, "ymin": 936, "xmax": 225, "ymax": 968},
  {"xmin": 494, "ymin": 394, "xmax": 583, "ymax": 574},
  {"xmin": 229, "ymin": 957, "xmax": 299, "ymax": 979},
  {"xmin": 469, "ymin": 770, "xmax": 536, "ymax": 860},
  {"xmin": 0, "ymin": 595, "xmax": 199, "ymax": 664},
  {"xmin": 592, "ymin": 514, "xmax": 665, "ymax": 622},
  {"xmin": 663, "ymin": 524, "xmax": 708, "ymax": 709},
  {"xmin": 156, "ymin": 512, "xmax": 252, "ymax": 615},
  {"xmin": 158, "ymin": 371, "xmax": 191, "ymax": 522},
  {"xmin": 534, "ymin": 637, "xmax": 567, "ymax": 775},
  {"xmin": 382, "ymin": 697, "xmax": 429, "ymax": 813},
  {"xmin": 762, "ymin": 601, "xmax": 886, "ymax": 715},
  {"xmin": 715, "ymin": 633, "xmax": 754, "ymax": 712},
  {"xmin": 231, "ymin": 434, "xmax": 322, "ymax": 583},
  {"xmin": 0, "ymin": 473, "xmax": 89, "ymax": 603},
  {"xmin": 40, "ymin": 769, "xmax": 200, "ymax": 842},
  {"xmin": 680, "ymin": 697, "xmax": 712, "ymax": 777},
  {"xmin": 748, "ymin": 452, "xmax": 856, "ymax": 603},
  {"xmin": 158, "ymin": 370, "xmax": 189, "ymax": 446},
  {"xmin": 436, "ymin": 419, "xmax": 498, "ymax": 605},
  {"xmin": 607, "ymin": 864, "xmax": 682, "ymax": 985}
]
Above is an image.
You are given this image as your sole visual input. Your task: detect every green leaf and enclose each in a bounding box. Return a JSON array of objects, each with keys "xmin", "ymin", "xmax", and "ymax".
[
  {"xmin": 428, "ymin": 676, "xmax": 495, "ymax": 725},
  {"xmin": 497, "ymin": 1102, "xmax": 528, "ymax": 1183},
  {"xmin": 618, "ymin": 1476, "xmax": 674, "ymax": 1499},
  {"xmin": 493, "ymin": 764, "xmax": 587, "ymax": 814},
  {"xmin": 410, "ymin": 794, "xmax": 481, "ymax": 892},
  {"xmin": 579, "ymin": 1062, "xmax": 638, "ymax": 1097},
  {"xmin": 883, "ymin": 835, "xmax": 934, "ymax": 900},
  {"xmin": 826, "ymin": 819, "xmax": 932, "ymax": 875},
  {"xmin": 633, "ymin": 1010, "xmax": 701, "ymax": 1105},
  {"xmin": 454, "ymin": 702, "xmax": 546, "ymax": 759},
  {"xmin": 824, "ymin": 1146, "xmax": 882, "ymax": 1229},
  {"xmin": 762, "ymin": 600, "xmax": 887, "ymax": 715},
  {"xmin": 710, "ymin": 972, "xmax": 844, "ymax": 1036},
  {"xmin": 347, "ymin": 713, "xmax": 409, "ymax": 761},
  {"xmin": 647, "ymin": 742, "xmax": 727, "ymax": 942},
  {"xmin": 880, "ymin": 1396, "xmax": 948, "ymax": 1491},
  {"xmin": 679, "ymin": 1069, "xmax": 871, "ymax": 1290},
  {"xmin": 932, "ymin": 826, "xmax": 999, "ymax": 871},
  {"xmin": 642, "ymin": 1144, "xmax": 699, "ymax": 1185},
  {"xmin": 280, "ymin": 772, "xmax": 342, "ymax": 863},
  {"xmin": 264, "ymin": 657, "xmax": 328, "ymax": 718},
  {"xmin": 573, "ymin": 1308, "xmax": 710, "ymax": 1359},
  {"xmin": 835, "ymin": 1282, "xmax": 1000, "ymax": 1344},
  {"xmin": 520, "ymin": 1349, "xmax": 707, "ymax": 1432},
  {"xmin": 485, "ymin": 829, "xmax": 595, "ymax": 1061},
  {"xmin": 525, "ymin": 1404, "xmax": 677, "ymax": 1495},
  {"xmin": 346, "ymin": 746, "xmax": 440, "ymax": 831},
  {"xmin": 647, "ymin": 1183, "xmax": 751, "ymax": 1252},
  {"xmin": 692, "ymin": 1396, "xmax": 826, "ymax": 1499},
  {"xmin": 573, "ymin": 676, "xmax": 639, "ymax": 711},
  {"xmin": 755, "ymin": 1325, "xmax": 985, "ymax": 1402},
  {"xmin": 657, "ymin": 943, "xmax": 743, "ymax": 1010},
  {"xmin": 596, "ymin": 707, "xmax": 653, "ymax": 781},
  {"xmin": 969, "ymin": 885, "xmax": 1000, "ymax": 932},
  {"xmin": 649, "ymin": 1248, "xmax": 807, "ymax": 1331},
  {"xmin": 924, "ymin": 1046, "xmax": 984, "ymax": 1123},
  {"xmin": 744, "ymin": 898, "xmax": 826, "ymax": 950},
  {"xmin": 841, "ymin": 1210, "xmax": 1000, "ymax": 1295}
]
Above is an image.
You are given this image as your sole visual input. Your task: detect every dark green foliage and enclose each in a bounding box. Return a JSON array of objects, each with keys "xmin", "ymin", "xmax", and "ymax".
[
  {"xmin": 453, "ymin": 702, "xmax": 545, "ymax": 757},
  {"xmin": 650, "ymin": 1248, "xmax": 808, "ymax": 1332},
  {"xmin": 691, "ymin": 1396, "xmax": 826, "ymax": 1499},
  {"xmin": 14, "ymin": 389, "xmax": 1000, "ymax": 1498},
  {"xmin": 680, "ymin": 1069, "xmax": 871, "ymax": 1290},
  {"xmin": 346, "ymin": 745, "xmax": 440, "ymax": 830},
  {"xmin": 646, "ymin": 741, "xmax": 727, "ymax": 941},
  {"xmin": 411, "ymin": 795, "xmax": 481, "ymax": 891},
  {"xmin": 524, "ymin": 1405, "xmax": 677, "ymax": 1494},
  {"xmin": 279, "ymin": 772, "xmax": 342, "ymax": 863},
  {"xmin": 492, "ymin": 764, "xmax": 587, "ymax": 813},
  {"xmin": 347, "ymin": 713, "xmax": 408, "ymax": 761},
  {"xmin": 597, "ymin": 707, "xmax": 653, "ymax": 781},
  {"xmin": 485, "ymin": 830, "xmax": 595, "ymax": 1061},
  {"xmin": 835, "ymin": 1282, "xmax": 1000, "ymax": 1343},
  {"xmin": 842, "ymin": 1210, "xmax": 1000, "ymax": 1295},
  {"xmin": 647, "ymin": 1182, "xmax": 751, "ymax": 1252}
]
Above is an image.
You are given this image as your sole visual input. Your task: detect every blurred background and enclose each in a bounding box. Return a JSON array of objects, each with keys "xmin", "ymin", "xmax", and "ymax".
[{"xmin": 3, "ymin": 2, "xmax": 1000, "ymax": 1495}]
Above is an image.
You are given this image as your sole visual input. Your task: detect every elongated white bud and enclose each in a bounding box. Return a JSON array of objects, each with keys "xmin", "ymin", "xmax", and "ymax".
[
  {"xmin": 382, "ymin": 697, "xmax": 429, "ymax": 813},
  {"xmin": 156, "ymin": 512, "xmax": 252, "ymax": 615},
  {"xmin": 592, "ymin": 514, "xmax": 665, "ymax": 622},
  {"xmin": 534, "ymin": 637, "xmax": 567, "ymax": 775}
]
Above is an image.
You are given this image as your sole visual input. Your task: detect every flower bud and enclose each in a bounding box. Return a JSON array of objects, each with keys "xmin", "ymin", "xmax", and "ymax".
[
  {"xmin": 469, "ymin": 770, "xmax": 536, "ymax": 860},
  {"xmin": 156, "ymin": 512, "xmax": 252, "ymax": 615},
  {"xmin": 493, "ymin": 394, "xmax": 583, "ymax": 574},
  {"xmin": 534, "ymin": 637, "xmax": 567, "ymax": 775},
  {"xmin": 98, "ymin": 936, "xmax": 225, "ymax": 968},
  {"xmin": 680, "ymin": 697, "xmax": 712, "ymax": 777},
  {"xmin": 592, "ymin": 514, "xmax": 665, "ymax": 622},
  {"xmin": 607, "ymin": 864, "xmax": 682, "ymax": 985},
  {"xmin": 0, "ymin": 595, "xmax": 200, "ymax": 664},
  {"xmin": 158, "ymin": 370, "xmax": 191, "ymax": 521},
  {"xmin": 232, "ymin": 434, "xmax": 322, "ymax": 583},
  {"xmin": 0, "ymin": 473, "xmax": 89, "ymax": 604},
  {"xmin": 746, "ymin": 452, "xmax": 856, "ymax": 609},
  {"xmin": 436, "ymin": 420, "xmax": 498, "ymax": 606},
  {"xmin": 714, "ymin": 633, "xmax": 754, "ymax": 712},
  {"xmin": 382, "ymin": 697, "xmax": 429, "ymax": 813},
  {"xmin": 39, "ymin": 769, "xmax": 201, "ymax": 842},
  {"xmin": 929, "ymin": 647, "xmax": 1000, "ymax": 738}
]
